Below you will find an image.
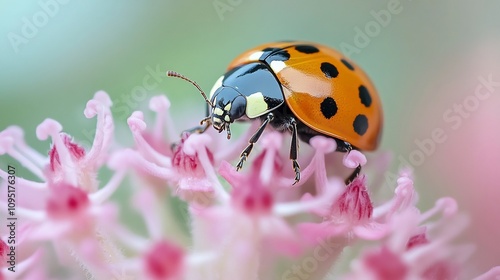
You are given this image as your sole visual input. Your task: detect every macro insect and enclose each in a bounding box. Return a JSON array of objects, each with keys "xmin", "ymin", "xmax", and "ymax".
[{"xmin": 168, "ymin": 41, "xmax": 383, "ymax": 184}]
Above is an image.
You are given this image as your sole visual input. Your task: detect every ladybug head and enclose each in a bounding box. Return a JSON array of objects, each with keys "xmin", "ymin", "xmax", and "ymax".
[
  {"xmin": 166, "ymin": 71, "xmax": 246, "ymax": 139},
  {"xmin": 210, "ymin": 86, "xmax": 247, "ymax": 137}
]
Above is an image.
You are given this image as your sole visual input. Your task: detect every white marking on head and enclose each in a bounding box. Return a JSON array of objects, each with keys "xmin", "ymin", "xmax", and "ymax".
[
  {"xmin": 213, "ymin": 117, "xmax": 222, "ymax": 124},
  {"xmin": 270, "ymin": 60, "xmax": 286, "ymax": 73},
  {"xmin": 209, "ymin": 75, "xmax": 224, "ymax": 99},
  {"xmin": 214, "ymin": 108, "xmax": 224, "ymax": 116},
  {"xmin": 224, "ymin": 103, "xmax": 231, "ymax": 111},
  {"xmin": 249, "ymin": 51, "xmax": 264, "ymax": 61},
  {"xmin": 224, "ymin": 115, "xmax": 230, "ymax": 122},
  {"xmin": 246, "ymin": 92, "xmax": 269, "ymax": 118}
]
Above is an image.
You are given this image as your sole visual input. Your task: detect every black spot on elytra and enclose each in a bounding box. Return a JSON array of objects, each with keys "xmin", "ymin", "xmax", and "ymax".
[
  {"xmin": 341, "ymin": 59, "xmax": 355, "ymax": 70},
  {"xmin": 320, "ymin": 97, "xmax": 338, "ymax": 119},
  {"xmin": 320, "ymin": 62, "xmax": 339, "ymax": 78},
  {"xmin": 263, "ymin": 48, "xmax": 290, "ymax": 62},
  {"xmin": 358, "ymin": 85, "xmax": 372, "ymax": 107},
  {"xmin": 353, "ymin": 114, "xmax": 368, "ymax": 136},
  {"xmin": 295, "ymin": 45, "xmax": 320, "ymax": 54}
]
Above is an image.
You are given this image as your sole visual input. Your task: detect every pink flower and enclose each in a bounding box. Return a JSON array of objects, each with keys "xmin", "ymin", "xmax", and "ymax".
[
  {"xmin": 297, "ymin": 149, "xmax": 389, "ymax": 244},
  {"xmin": 0, "ymin": 92, "xmax": 127, "ymax": 278},
  {"xmin": 169, "ymin": 132, "xmax": 345, "ymax": 280},
  {"xmin": 342, "ymin": 185, "xmax": 482, "ymax": 280},
  {"xmin": 1, "ymin": 92, "xmax": 498, "ymax": 280}
]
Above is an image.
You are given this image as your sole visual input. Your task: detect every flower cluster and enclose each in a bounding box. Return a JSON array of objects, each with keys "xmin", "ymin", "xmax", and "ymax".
[{"xmin": 1, "ymin": 91, "xmax": 499, "ymax": 280}]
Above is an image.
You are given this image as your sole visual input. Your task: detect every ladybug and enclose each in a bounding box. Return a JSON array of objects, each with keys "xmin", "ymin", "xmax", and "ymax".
[{"xmin": 168, "ymin": 41, "xmax": 383, "ymax": 184}]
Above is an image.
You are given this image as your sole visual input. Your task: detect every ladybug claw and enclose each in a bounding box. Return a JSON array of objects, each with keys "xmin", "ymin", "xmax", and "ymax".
[
  {"xmin": 226, "ymin": 124, "xmax": 231, "ymax": 139},
  {"xmin": 236, "ymin": 156, "xmax": 246, "ymax": 171},
  {"xmin": 236, "ymin": 144, "xmax": 253, "ymax": 171},
  {"xmin": 292, "ymin": 160, "xmax": 300, "ymax": 185},
  {"xmin": 200, "ymin": 116, "xmax": 211, "ymax": 126}
]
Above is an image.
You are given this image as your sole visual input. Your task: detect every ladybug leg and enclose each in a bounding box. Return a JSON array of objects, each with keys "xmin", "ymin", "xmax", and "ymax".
[
  {"xmin": 183, "ymin": 117, "xmax": 211, "ymax": 134},
  {"xmin": 225, "ymin": 123, "xmax": 232, "ymax": 139},
  {"xmin": 289, "ymin": 118, "xmax": 300, "ymax": 184},
  {"xmin": 236, "ymin": 113, "xmax": 274, "ymax": 171},
  {"xmin": 200, "ymin": 116, "xmax": 212, "ymax": 126},
  {"xmin": 345, "ymin": 165, "xmax": 362, "ymax": 184},
  {"xmin": 344, "ymin": 142, "xmax": 362, "ymax": 184}
]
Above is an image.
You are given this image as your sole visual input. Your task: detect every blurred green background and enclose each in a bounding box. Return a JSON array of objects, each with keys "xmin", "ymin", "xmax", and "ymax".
[{"xmin": 1, "ymin": 0, "xmax": 500, "ymax": 275}]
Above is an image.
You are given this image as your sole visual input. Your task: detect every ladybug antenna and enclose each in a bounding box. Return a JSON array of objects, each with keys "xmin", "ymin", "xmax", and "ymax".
[{"xmin": 167, "ymin": 71, "xmax": 213, "ymax": 107}]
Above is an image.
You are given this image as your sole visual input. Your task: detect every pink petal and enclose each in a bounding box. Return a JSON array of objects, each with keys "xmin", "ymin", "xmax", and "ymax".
[
  {"xmin": 297, "ymin": 222, "xmax": 348, "ymax": 244},
  {"xmin": 143, "ymin": 240, "xmax": 184, "ymax": 280},
  {"xmin": 353, "ymin": 222, "xmax": 389, "ymax": 240},
  {"xmin": 363, "ymin": 247, "xmax": 409, "ymax": 280},
  {"xmin": 309, "ymin": 136, "xmax": 337, "ymax": 153},
  {"xmin": 330, "ymin": 175, "xmax": 373, "ymax": 222},
  {"xmin": 83, "ymin": 92, "xmax": 114, "ymax": 166},
  {"xmin": 46, "ymin": 183, "xmax": 90, "ymax": 219},
  {"xmin": 343, "ymin": 150, "xmax": 367, "ymax": 168},
  {"xmin": 261, "ymin": 218, "xmax": 302, "ymax": 257},
  {"xmin": 36, "ymin": 119, "xmax": 62, "ymax": 141},
  {"xmin": 0, "ymin": 239, "xmax": 8, "ymax": 264}
]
